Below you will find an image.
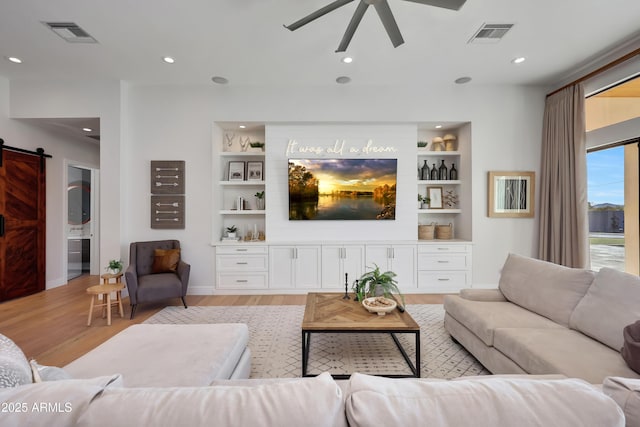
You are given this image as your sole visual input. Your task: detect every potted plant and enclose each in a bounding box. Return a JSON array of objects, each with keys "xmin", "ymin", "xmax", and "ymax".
[
  {"xmin": 417, "ymin": 194, "xmax": 423, "ymax": 209},
  {"xmin": 352, "ymin": 264, "xmax": 404, "ymax": 306},
  {"xmin": 106, "ymin": 259, "xmax": 123, "ymax": 274},
  {"xmin": 226, "ymin": 225, "xmax": 237, "ymax": 238},
  {"xmin": 417, "ymin": 141, "xmax": 428, "ymax": 149},
  {"xmin": 418, "ymin": 194, "xmax": 430, "ymax": 209},
  {"xmin": 249, "ymin": 141, "xmax": 265, "ymax": 151},
  {"xmin": 255, "ymin": 190, "xmax": 265, "ymax": 210}
]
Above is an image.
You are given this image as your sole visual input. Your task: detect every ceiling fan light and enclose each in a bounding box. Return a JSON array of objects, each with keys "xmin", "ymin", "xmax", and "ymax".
[
  {"xmin": 336, "ymin": 76, "xmax": 351, "ymax": 84},
  {"xmin": 341, "ymin": 56, "xmax": 353, "ymax": 63},
  {"xmin": 512, "ymin": 56, "xmax": 526, "ymax": 64}
]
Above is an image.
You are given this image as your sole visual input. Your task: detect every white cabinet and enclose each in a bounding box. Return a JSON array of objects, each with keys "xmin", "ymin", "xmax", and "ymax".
[
  {"xmin": 365, "ymin": 245, "xmax": 416, "ymax": 291},
  {"xmin": 321, "ymin": 245, "xmax": 365, "ymax": 290},
  {"xmin": 269, "ymin": 245, "xmax": 321, "ymax": 289},
  {"xmin": 417, "ymin": 243, "xmax": 472, "ymax": 293},
  {"xmin": 216, "ymin": 245, "xmax": 268, "ymax": 290}
]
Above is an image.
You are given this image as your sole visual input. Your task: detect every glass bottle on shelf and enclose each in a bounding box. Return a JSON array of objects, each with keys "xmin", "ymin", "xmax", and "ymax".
[
  {"xmin": 449, "ymin": 163, "xmax": 458, "ymax": 180},
  {"xmin": 430, "ymin": 163, "xmax": 438, "ymax": 180},
  {"xmin": 438, "ymin": 160, "xmax": 448, "ymax": 180},
  {"xmin": 421, "ymin": 160, "xmax": 430, "ymax": 180}
]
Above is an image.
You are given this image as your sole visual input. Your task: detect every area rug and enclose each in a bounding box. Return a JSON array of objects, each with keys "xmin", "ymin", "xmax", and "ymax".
[{"xmin": 143, "ymin": 304, "xmax": 489, "ymax": 379}]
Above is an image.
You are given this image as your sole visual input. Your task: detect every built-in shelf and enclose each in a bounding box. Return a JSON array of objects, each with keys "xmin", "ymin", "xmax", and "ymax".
[
  {"xmin": 417, "ymin": 150, "xmax": 460, "ymax": 156},
  {"xmin": 417, "ymin": 180, "xmax": 461, "ymax": 185},
  {"xmin": 418, "ymin": 209, "xmax": 462, "ymax": 214},
  {"xmin": 220, "ymin": 210, "xmax": 266, "ymax": 215},
  {"xmin": 220, "ymin": 151, "xmax": 265, "ymax": 157},
  {"xmin": 219, "ymin": 181, "xmax": 265, "ymax": 186}
]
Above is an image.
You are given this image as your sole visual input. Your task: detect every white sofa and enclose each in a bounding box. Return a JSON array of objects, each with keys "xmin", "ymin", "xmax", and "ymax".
[{"xmin": 444, "ymin": 253, "xmax": 640, "ymax": 384}]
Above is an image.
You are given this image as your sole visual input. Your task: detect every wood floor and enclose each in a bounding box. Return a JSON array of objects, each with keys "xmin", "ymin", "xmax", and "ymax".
[{"xmin": 0, "ymin": 275, "xmax": 444, "ymax": 367}]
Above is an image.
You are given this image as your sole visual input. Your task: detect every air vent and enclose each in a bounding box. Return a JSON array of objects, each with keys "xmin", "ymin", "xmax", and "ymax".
[
  {"xmin": 468, "ymin": 23, "xmax": 514, "ymax": 44},
  {"xmin": 42, "ymin": 22, "xmax": 97, "ymax": 43}
]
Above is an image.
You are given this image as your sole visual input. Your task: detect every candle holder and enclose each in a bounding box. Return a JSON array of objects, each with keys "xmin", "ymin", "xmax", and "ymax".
[{"xmin": 342, "ymin": 273, "xmax": 350, "ymax": 300}]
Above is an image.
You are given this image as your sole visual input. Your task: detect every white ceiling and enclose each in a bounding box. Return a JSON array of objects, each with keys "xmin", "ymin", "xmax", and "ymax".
[{"xmin": 1, "ymin": 0, "xmax": 639, "ymax": 89}]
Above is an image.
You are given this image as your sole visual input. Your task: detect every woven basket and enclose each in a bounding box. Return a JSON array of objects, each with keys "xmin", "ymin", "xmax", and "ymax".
[
  {"xmin": 418, "ymin": 223, "xmax": 435, "ymax": 240},
  {"xmin": 435, "ymin": 223, "xmax": 453, "ymax": 240}
]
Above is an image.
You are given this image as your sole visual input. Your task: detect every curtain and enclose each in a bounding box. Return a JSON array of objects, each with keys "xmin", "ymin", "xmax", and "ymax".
[{"xmin": 538, "ymin": 84, "xmax": 589, "ymax": 268}]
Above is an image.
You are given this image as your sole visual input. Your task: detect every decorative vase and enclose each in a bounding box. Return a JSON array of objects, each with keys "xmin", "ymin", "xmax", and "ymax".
[
  {"xmin": 256, "ymin": 198, "xmax": 265, "ymax": 210},
  {"xmin": 438, "ymin": 160, "xmax": 448, "ymax": 180},
  {"xmin": 449, "ymin": 163, "xmax": 458, "ymax": 180},
  {"xmin": 420, "ymin": 160, "xmax": 430, "ymax": 180},
  {"xmin": 429, "ymin": 163, "xmax": 438, "ymax": 180}
]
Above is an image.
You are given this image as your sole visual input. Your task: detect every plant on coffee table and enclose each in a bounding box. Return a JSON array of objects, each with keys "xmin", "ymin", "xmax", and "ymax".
[{"xmin": 352, "ymin": 264, "xmax": 404, "ymax": 306}]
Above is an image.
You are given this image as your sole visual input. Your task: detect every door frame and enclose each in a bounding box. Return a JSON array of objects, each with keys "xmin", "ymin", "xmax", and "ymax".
[{"xmin": 64, "ymin": 159, "xmax": 100, "ymax": 279}]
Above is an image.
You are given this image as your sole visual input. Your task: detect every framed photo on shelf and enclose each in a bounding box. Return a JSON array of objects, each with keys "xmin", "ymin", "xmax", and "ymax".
[
  {"xmin": 228, "ymin": 161, "xmax": 245, "ymax": 181},
  {"xmin": 488, "ymin": 171, "xmax": 535, "ymax": 218},
  {"xmin": 247, "ymin": 161, "xmax": 264, "ymax": 181},
  {"xmin": 427, "ymin": 186, "xmax": 443, "ymax": 209}
]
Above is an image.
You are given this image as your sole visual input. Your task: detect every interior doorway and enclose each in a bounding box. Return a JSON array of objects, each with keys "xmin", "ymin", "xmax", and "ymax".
[{"xmin": 67, "ymin": 164, "xmax": 100, "ymax": 280}]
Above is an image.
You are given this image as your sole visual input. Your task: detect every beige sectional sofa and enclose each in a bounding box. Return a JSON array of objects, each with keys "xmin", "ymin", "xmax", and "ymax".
[{"xmin": 444, "ymin": 253, "xmax": 640, "ymax": 384}]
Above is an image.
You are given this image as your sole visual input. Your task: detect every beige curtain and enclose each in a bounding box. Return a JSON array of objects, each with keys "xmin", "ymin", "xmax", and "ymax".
[{"xmin": 538, "ymin": 84, "xmax": 589, "ymax": 268}]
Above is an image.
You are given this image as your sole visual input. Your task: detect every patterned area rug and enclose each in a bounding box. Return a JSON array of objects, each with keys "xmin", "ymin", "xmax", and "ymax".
[{"xmin": 143, "ymin": 304, "xmax": 489, "ymax": 379}]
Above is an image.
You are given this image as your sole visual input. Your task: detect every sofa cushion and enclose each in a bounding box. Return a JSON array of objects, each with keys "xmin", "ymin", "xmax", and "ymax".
[
  {"xmin": 64, "ymin": 324, "xmax": 250, "ymax": 387},
  {"xmin": 77, "ymin": 372, "xmax": 347, "ymax": 427},
  {"xmin": 345, "ymin": 373, "xmax": 624, "ymax": 427},
  {"xmin": 569, "ymin": 267, "xmax": 640, "ymax": 351},
  {"xmin": 0, "ymin": 333, "xmax": 32, "ymax": 388},
  {"xmin": 493, "ymin": 328, "xmax": 640, "ymax": 384},
  {"xmin": 0, "ymin": 374, "xmax": 122, "ymax": 427},
  {"xmin": 443, "ymin": 295, "xmax": 564, "ymax": 346},
  {"xmin": 151, "ymin": 248, "xmax": 180, "ymax": 273},
  {"xmin": 498, "ymin": 253, "xmax": 595, "ymax": 327},
  {"xmin": 603, "ymin": 376, "xmax": 640, "ymax": 427}
]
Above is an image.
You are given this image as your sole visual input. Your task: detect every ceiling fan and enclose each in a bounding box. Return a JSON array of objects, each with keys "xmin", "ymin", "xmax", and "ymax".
[{"xmin": 284, "ymin": 0, "xmax": 467, "ymax": 52}]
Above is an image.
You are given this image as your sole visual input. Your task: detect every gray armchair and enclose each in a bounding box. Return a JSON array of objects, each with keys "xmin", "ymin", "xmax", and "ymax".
[{"xmin": 125, "ymin": 240, "xmax": 190, "ymax": 319}]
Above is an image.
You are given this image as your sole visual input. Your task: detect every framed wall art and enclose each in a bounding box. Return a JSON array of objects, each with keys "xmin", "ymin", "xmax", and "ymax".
[
  {"xmin": 488, "ymin": 171, "xmax": 535, "ymax": 218},
  {"xmin": 228, "ymin": 161, "xmax": 245, "ymax": 181},
  {"xmin": 427, "ymin": 186, "xmax": 443, "ymax": 209},
  {"xmin": 247, "ymin": 161, "xmax": 263, "ymax": 181}
]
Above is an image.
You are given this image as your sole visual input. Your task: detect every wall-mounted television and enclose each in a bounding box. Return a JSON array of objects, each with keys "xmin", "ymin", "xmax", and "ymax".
[{"xmin": 288, "ymin": 158, "xmax": 397, "ymax": 220}]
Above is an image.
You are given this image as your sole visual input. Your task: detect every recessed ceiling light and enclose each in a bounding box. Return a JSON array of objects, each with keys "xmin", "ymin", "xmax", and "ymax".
[
  {"xmin": 455, "ymin": 76, "xmax": 472, "ymax": 84},
  {"xmin": 341, "ymin": 57, "xmax": 353, "ymax": 64},
  {"xmin": 211, "ymin": 76, "xmax": 229, "ymax": 84},
  {"xmin": 435, "ymin": 125, "xmax": 442, "ymax": 129},
  {"xmin": 336, "ymin": 76, "xmax": 351, "ymax": 84},
  {"xmin": 239, "ymin": 125, "xmax": 246, "ymax": 129},
  {"xmin": 82, "ymin": 127, "xmax": 92, "ymax": 132},
  {"xmin": 511, "ymin": 56, "xmax": 526, "ymax": 64},
  {"xmin": 6, "ymin": 56, "xmax": 22, "ymax": 64},
  {"xmin": 162, "ymin": 56, "xmax": 175, "ymax": 64}
]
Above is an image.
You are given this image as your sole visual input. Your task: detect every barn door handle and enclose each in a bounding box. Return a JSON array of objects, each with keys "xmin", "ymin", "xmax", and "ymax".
[{"xmin": 0, "ymin": 214, "xmax": 4, "ymax": 237}]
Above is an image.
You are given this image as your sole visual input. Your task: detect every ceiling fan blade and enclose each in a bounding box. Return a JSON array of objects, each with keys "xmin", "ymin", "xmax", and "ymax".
[
  {"xmin": 401, "ymin": 0, "xmax": 467, "ymax": 11},
  {"xmin": 285, "ymin": 0, "xmax": 355, "ymax": 31},
  {"xmin": 374, "ymin": 0, "xmax": 404, "ymax": 48},
  {"xmin": 335, "ymin": 1, "xmax": 369, "ymax": 52}
]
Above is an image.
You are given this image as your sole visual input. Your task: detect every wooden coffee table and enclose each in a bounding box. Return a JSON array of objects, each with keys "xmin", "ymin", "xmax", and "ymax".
[{"xmin": 301, "ymin": 292, "xmax": 420, "ymax": 379}]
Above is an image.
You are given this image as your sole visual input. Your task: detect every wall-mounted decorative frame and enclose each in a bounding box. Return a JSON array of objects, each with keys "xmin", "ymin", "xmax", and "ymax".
[
  {"xmin": 228, "ymin": 161, "xmax": 245, "ymax": 181},
  {"xmin": 151, "ymin": 195, "xmax": 185, "ymax": 229},
  {"xmin": 150, "ymin": 160, "xmax": 185, "ymax": 194},
  {"xmin": 427, "ymin": 186, "xmax": 443, "ymax": 209},
  {"xmin": 247, "ymin": 161, "xmax": 263, "ymax": 181},
  {"xmin": 488, "ymin": 171, "xmax": 535, "ymax": 218}
]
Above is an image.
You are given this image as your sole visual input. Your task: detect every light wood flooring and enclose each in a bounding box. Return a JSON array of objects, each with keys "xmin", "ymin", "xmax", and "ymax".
[{"xmin": 0, "ymin": 275, "xmax": 444, "ymax": 367}]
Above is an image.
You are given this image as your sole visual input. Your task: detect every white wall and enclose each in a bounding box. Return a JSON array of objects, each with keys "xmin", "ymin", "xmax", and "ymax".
[
  {"xmin": 7, "ymin": 81, "xmax": 546, "ymax": 292},
  {"xmin": 0, "ymin": 77, "xmax": 100, "ymax": 288}
]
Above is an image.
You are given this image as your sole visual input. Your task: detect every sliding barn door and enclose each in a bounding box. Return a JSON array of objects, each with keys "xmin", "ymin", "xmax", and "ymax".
[{"xmin": 0, "ymin": 149, "xmax": 46, "ymax": 301}]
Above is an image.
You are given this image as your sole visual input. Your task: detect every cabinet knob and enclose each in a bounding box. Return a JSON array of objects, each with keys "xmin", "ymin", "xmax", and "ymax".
[
  {"xmin": 437, "ymin": 278, "xmax": 450, "ymax": 281},
  {"xmin": 236, "ymin": 262, "xmax": 248, "ymax": 265},
  {"xmin": 236, "ymin": 279, "xmax": 248, "ymax": 283},
  {"xmin": 437, "ymin": 260, "xmax": 449, "ymax": 264}
]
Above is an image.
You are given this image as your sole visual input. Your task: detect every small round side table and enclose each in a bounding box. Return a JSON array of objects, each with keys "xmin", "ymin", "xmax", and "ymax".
[{"xmin": 86, "ymin": 272, "xmax": 124, "ymax": 326}]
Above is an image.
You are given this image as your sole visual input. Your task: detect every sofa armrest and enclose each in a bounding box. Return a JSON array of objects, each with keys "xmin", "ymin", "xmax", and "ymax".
[
  {"xmin": 124, "ymin": 265, "xmax": 139, "ymax": 304},
  {"xmin": 177, "ymin": 260, "xmax": 191, "ymax": 296},
  {"xmin": 459, "ymin": 288, "xmax": 507, "ymax": 302}
]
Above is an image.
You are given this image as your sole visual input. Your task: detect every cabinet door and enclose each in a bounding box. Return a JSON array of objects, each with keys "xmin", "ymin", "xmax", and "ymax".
[
  {"xmin": 343, "ymin": 245, "xmax": 365, "ymax": 287},
  {"xmin": 294, "ymin": 246, "xmax": 321, "ymax": 289},
  {"xmin": 390, "ymin": 245, "xmax": 417, "ymax": 290},
  {"xmin": 365, "ymin": 245, "xmax": 391, "ymax": 272},
  {"xmin": 321, "ymin": 246, "xmax": 343, "ymax": 289},
  {"xmin": 268, "ymin": 246, "xmax": 295, "ymax": 289}
]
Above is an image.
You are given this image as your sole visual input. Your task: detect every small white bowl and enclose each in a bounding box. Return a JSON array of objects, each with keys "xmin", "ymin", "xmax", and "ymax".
[{"xmin": 362, "ymin": 297, "xmax": 397, "ymax": 316}]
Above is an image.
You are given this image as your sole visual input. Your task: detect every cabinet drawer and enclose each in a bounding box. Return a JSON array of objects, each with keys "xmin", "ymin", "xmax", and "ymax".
[
  {"xmin": 216, "ymin": 246, "xmax": 268, "ymax": 255},
  {"xmin": 216, "ymin": 255, "xmax": 268, "ymax": 271},
  {"xmin": 418, "ymin": 254, "xmax": 467, "ymax": 270},
  {"xmin": 218, "ymin": 273, "xmax": 268, "ymax": 289},
  {"xmin": 418, "ymin": 244, "xmax": 470, "ymax": 254},
  {"xmin": 418, "ymin": 271, "xmax": 467, "ymax": 289}
]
